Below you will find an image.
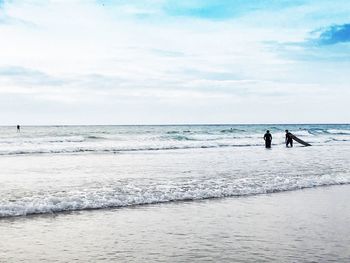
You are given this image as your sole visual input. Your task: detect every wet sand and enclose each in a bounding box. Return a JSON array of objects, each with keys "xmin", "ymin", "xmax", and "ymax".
[{"xmin": 1, "ymin": 184, "xmax": 350, "ymax": 262}]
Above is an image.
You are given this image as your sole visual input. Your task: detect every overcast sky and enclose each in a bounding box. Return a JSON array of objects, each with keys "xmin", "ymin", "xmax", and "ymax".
[{"xmin": 0, "ymin": 0, "xmax": 349, "ymax": 125}]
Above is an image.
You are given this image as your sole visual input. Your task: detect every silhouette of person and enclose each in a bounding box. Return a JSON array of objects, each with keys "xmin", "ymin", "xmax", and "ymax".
[
  {"xmin": 17, "ymin": 125, "xmax": 20, "ymax": 132},
  {"xmin": 264, "ymin": 130, "xmax": 272, "ymax": 148},
  {"xmin": 285, "ymin": 130, "xmax": 293, "ymax": 147}
]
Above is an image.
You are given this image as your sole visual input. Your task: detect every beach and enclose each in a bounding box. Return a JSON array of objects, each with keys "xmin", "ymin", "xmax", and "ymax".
[
  {"xmin": 0, "ymin": 124, "xmax": 349, "ymax": 262},
  {"xmin": 1, "ymin": 0, "xmax": 350, "ymax": 261},
  {"xmin": 1, "ymin": 185, "xmax": 350, "ymax": 262}
]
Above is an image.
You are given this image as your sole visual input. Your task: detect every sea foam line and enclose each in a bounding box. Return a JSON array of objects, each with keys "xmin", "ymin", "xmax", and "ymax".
[
  {"xmin": 1, "ymin": 175, "xmax": 349, "ymax": 218},
  {"xmin": 0, "ymin": 143, "xmax": 263, "ymax": 156}
]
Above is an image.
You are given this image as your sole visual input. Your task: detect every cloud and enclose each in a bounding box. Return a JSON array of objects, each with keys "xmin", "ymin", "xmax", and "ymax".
[
  {"xmin": 0, "ymin": 66, "xmax": 65, "ymax": 86},
  {"xmin": 97, "ymin": 0, "xmax": 306, "ymax": 20},
  {"xmin": 264, "ymin": 22, "xmax": 350, "ymax": 63},
  {"xmin": 316, "ymin": 23, "xmax": 350, "ymax": 45},
  {"xmin": 163, "ymin": 0, "xmax": 305, "ymax": 20},
  {"xmin": 0, "ymin": 1, "xmax": 38, "ymax": 27},
  {"xmin": 0, "ymin": 0, "xmax": 349, "ymax": 124},
  {"xmin": 0, "ymin": 66, "xmax": 129, "ymax": 99},
  {"xmin": 150, "ymin": 48, "xmax": 186, "ymax": 57}
]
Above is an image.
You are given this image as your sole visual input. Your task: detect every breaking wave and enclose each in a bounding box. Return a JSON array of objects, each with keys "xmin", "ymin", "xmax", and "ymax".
[
  {"xmin": 0, "ymin": 143, "xmax": 262, "ymax": 156},
  {"xmin": 1, "ymin": 173, "xmax": 349, "ymax": 218},
  {"xmin": 0, "ymin": 124, "xmax": 348, "ymax": 157}
]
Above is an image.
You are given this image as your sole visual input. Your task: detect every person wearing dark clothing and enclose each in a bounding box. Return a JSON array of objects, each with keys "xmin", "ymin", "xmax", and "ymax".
[
  {"xmin": 285, "ymin": 130, "xmax": 293, "ymax": 147},
  {"xmin": 264, "ymin": 130, "xmax": 272, "ymax": 148},
  {"xmin": 17, "ymin": 125, "xmax": 20, "ymax": 132}
]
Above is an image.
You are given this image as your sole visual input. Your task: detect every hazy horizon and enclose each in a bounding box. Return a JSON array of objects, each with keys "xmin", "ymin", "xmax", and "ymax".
[{"xmin": 1, "ymin": 122, "xmax": 349, "ymax": 127}]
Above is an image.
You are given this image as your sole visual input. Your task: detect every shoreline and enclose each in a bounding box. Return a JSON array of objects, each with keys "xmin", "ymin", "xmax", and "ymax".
[
  {"xmin": 1, "ymin": 184, "xmax": 350, "ymax": 262},
  {"xmin": 1, "ymin": 182, "xmax": 349, "ymax": 221}
]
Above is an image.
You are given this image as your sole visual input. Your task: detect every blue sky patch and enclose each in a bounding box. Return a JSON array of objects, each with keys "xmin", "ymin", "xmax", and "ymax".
[
  {"xmin": 164, "ymin": 0, "xmax": 305, "ymax": 19},
  {"xmin": 317, "ymin": 24, "xmax": 350, "ymax": 45}
]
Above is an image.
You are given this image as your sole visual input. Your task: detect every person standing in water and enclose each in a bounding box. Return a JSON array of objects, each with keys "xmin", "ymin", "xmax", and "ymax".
[
  {"xmin": 264, "ymin": 130, "xmax": 272, "ymax": 148},
  {"xmin": 17, "ymin": 125, "xmax": 20, "ymax": 132},
  {"xmin": 285, "ymin": 130, "xmax": 293, "ymax": 147}
]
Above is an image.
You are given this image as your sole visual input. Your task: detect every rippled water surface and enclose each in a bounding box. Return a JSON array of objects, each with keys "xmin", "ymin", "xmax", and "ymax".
[
  {"xmin": 1, "ymin": 124, "xmax": 350, "ymax": 262},
  {"xmin": 1, "ymin": 185, "xmax": 350, "ymax": 262},
  {"xmin": 0, "ymin": 124, "xmax": 349, "ymax": 217}
]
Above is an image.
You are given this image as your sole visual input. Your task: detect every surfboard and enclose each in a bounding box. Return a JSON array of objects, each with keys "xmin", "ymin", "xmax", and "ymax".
[{"xmin": 291, "ymin": 134, "xmax": 311, "ymax": 146}]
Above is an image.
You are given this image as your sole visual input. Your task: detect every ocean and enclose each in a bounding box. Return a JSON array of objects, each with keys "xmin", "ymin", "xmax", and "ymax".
[
  {"xmin": 1, "ymin": 124, "xmax": 350, "ymax": 262},
  {"xmin": 0, "ymin": 124, "xmax": 349, "ymax": 218}
]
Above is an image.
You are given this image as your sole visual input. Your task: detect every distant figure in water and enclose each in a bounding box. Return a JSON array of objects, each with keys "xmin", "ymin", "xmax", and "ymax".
[
  {"xmin": 285, "ymin": 130, "xmax": 293, "ymax": 147},
  {"xmin": 264, "ymin": 130, "xmax": 272, "ymax": 148},
  {"xmin": 17, "ymin": 125, "xmax": 20, "ymax": 132}
]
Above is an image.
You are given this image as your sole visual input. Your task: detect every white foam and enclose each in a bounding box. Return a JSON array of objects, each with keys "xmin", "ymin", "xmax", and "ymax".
[
  {"xmin": 1, "ymin": 174, "xmax": 349, "ymax": 218},
  {"xmin": 0, "ymin": 125, "xmax": 349, "ymax": 156}
]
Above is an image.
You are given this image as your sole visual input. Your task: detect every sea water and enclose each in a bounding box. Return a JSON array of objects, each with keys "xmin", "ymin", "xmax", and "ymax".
[{"xmin": 0, "ymin": 124, "xmax": 349, "ymax": 218}]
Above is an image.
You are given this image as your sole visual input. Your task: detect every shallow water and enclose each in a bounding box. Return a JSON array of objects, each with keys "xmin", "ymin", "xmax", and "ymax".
[
  {"xmin": 0, "ymin": 124, "xmax": 349, "ymax": 217},
  {"xmin": 1, "ymin": 124, "xmax": 350, "ymax": 261},
  {"xmin": 1, "ymin": 185, "xmax": 350, "ymax": 262},
  {"xmin": 0, "ymin": 124, "xmax": 349, "ymax": 155}
]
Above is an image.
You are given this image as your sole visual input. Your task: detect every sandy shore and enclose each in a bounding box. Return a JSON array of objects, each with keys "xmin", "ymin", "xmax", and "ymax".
[{"xmin": 1, "ymin": 184, "xmax": 350, "ymax": 262}]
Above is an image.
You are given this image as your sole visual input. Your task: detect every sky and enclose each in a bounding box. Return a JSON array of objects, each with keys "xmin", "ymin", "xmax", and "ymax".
[{"xmin": 0, "ymin": 0, "xmax": 349, "ymax": 125}]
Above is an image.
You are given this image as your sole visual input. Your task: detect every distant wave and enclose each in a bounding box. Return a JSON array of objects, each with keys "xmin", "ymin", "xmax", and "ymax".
[
  {"xmin": 86, "ymin": 135, "xmax": 107, "ymax": 140},
  {"xmin": 46, "ymin": 139, "xmax": 85, "ymax": 143},
  {"xmin": 0, "ymin": 137, "xmax": 85, "ymax": 144},
  {"xmin": 220, "ymin": 128, "xmax": 246, "ymax": 133},
  {"xmin": 307, "ymin": 130, "xmax": 319, "ymax": 135},
  {"xmin": 303, "ymin": 128, "xmax": 329, "ymax": 135},
  {"xmin": 0, "ymin": 143, "xmax": 262, "ymax": 156},
  {"xmin": 327, "ymin": 131, "xmax": 350, "ymax": 135},
  {"xmin": 306, "ymin": 129, "xmax": 350, "ymax": 136},
  {"xmin": 0, "ymin": 125, "xmax": 349, "ymax": 157},
  {"xmin": 326, "ymin": 138, "xmax": 350, "ymax": 142},
  {"xmin": 269, "ymin": 126, "xmax": 283, "ymax": 131},
  {"xmin": 163, "ymin": 135, "xmax": 195, "ymax": 141},
  {"xmin": 166, "ymin": 131, "xmax": 179, "ymax": 134},
  {"xmin": 1, "ymin": 175, "xmax": 349, "ymax": 218}
]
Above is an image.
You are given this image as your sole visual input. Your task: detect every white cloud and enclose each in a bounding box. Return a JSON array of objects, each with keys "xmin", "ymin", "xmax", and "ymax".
[{"xmin": 0, "ymin": 0, "xmax": 349, "ymax": 124}]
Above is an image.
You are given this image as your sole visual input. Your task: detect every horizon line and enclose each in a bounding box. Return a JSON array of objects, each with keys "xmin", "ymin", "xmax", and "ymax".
[{"xmin": 0, "ymin": 123, "xmax": 349, "ymax": 127}]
